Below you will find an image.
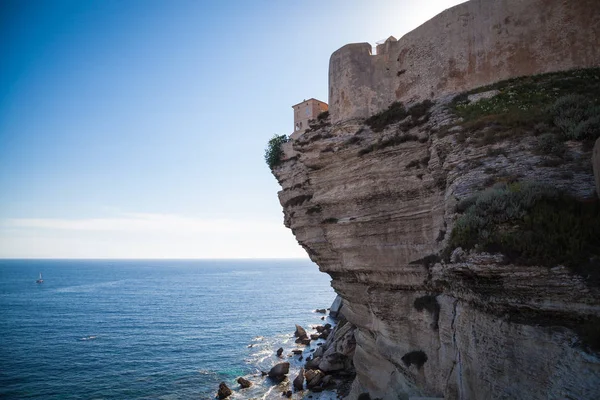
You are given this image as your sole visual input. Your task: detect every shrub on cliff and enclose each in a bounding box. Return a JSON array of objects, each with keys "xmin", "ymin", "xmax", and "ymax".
[
  {"xmin": 449, "ymin": 181, "xmax": 600, "ymax": 277},
  {"xmin": 534, "ymin": 133, "xmax": 566, "ymax": 157},
  {"xmin": 264, "ymin": 134, "xmax": 289, "ymax": 169},
  {"xmin": 365, "ymin": 102, "xmax": 408, "ymax": 132},
  {"xmin": 317, "ymin": 110, "xmax": 329, "ymax": 121},
  {"xmin": 551, "ymin": 94, "xmax": 600, "ymax": 141},
  {"xmin": 365, "ymin": 100, "xmax": 433, "ymax": 132},
  {"xmin": 449, "ymin": 68, "xmax": 600, "ymax": 142}
]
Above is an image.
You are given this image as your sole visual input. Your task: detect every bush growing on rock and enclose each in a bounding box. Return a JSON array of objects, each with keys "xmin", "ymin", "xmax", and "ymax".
[
  {"xmin": 449, "ymin": 181, "xmax": 600, "ymax": 279},
  {"xmin": 448, "ymin": 68, "xmax": 600, "ymax": 144},
  {"xmin": 264, "ymin": 134, "xmax": 288, "ymax": 169},
  {"xmin": 317, "ymin": 110, "xmax": 330, "ymax": 121},
  {"xmin": 365, "ymin": 102, "xmax": 407, "ymax": 132},
  {"xmin": 551, "ymin": 94, "xmax": 600, "ymax": 141},
  {"xmin": 365, "ymin": 100, "xmax": 434, "ymax": 132},
  {"xmin": 535, "ymin": 133, "xmax": 567, "ymax": 157}
]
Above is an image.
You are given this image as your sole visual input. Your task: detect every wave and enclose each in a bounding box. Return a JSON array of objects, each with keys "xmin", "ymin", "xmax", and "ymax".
[{"xmin": 54, "ymin": 280, "xmax": 128, "ymax": 293}]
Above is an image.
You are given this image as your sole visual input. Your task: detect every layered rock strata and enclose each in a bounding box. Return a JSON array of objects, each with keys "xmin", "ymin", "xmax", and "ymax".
[{"xmin": 272, "ymin": 92, "xmax": 600, "ymax": 399}]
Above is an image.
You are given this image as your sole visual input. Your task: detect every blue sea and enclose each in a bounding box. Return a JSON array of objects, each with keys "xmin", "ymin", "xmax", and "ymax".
[{"xmin": 0, "ymin": 259, "xmax": 337, "ymax": 399}]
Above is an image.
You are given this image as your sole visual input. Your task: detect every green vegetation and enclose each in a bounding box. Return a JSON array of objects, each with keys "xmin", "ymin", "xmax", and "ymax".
[
  {"xmin": 305, "ymin": 111, "xmax": 332, "ymax": 133},
  {"xmin": 449, "ymin": 181, "xmax": 600, "ymax": 280},
  {"xmin": 534, "ymin": 133, "xmax": 567, "ymax": 157},
  {"xmin": 264, "ymin": 134, "xmax": 288, "ymax": 169},
  {"xmin": 365, "ymin": 100, "xmax": 434, "ymax": 132},
  {"xmin": 447, "ymin": 68, "xmax": 600, "ymax": 146},
  {"xmin": 317, "ymin": 110, "xmax": 330, "ymax": 121},
  {"xmin": 550, "ymin": 94, "xmax": 600, "ymax": 141}
]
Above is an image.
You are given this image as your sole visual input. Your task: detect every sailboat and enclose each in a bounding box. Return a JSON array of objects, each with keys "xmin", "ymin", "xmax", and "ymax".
[{"xmin": 36, "ymin": 273, "xmax": 44, "ymax": 284}]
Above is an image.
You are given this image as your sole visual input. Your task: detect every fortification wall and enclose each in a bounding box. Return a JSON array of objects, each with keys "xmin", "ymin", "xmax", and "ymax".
[{"xmin": 329, "ymin": 0, "xmax": 600, "ymax": 123}]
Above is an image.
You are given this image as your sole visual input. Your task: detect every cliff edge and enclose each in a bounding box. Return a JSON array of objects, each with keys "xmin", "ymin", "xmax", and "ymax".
[
  {"xmin": 273, "ymin": 70, "xmax": 600, "ymax": 399},
  {"xmin": 270, "ymin": 2, "xmax": 600, "ymax": 396}
]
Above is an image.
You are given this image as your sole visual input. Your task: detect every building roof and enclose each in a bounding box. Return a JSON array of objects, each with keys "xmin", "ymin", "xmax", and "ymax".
[{"xmin": 291, "ymin": 98, "xmax": 328, "ymax": 108}]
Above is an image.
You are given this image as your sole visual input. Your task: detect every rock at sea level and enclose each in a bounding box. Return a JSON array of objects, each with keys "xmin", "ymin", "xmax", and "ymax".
[
  {"xmin": 293, "ymin": 367, "xmax": 305, "ymax": 390},
  {"xmin": 267, "ymin": 362, "xmax": 290, "ymax": 380},
  {"xmin": 237, "ymin": 376, "xmax": 252, "ymax": 388},
  {"xmin": 217, "ymin": 382, "xmax": 232, "ymax": 399},
  {"xmin": 304, "ymin": 369, "xmax": 325, "ymax": 388},
  {"xmin": 294, "ymin": 324, "xmax": 307, "ymax": 338}
]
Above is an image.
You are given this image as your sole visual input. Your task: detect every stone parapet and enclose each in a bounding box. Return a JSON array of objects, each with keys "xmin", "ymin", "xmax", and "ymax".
[{"xmin": 328, "ymin": 0, "xmax": 600, "ymax": 123}]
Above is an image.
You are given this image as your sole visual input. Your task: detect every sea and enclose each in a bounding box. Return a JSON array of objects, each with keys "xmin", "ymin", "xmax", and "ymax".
[{"xmin": 0, "ymin": 259, "xmax": 337, "ymax": 399}]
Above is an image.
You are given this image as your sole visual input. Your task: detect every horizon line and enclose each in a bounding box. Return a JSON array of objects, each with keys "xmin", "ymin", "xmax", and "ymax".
[{"xmin": 0, "ymin": 257, "xmax": 310, "ymax": 261}]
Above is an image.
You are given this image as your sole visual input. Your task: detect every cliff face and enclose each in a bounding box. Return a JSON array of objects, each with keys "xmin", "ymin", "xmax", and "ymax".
[
  {"xmin": 272, "ymin": 70, "xmax": 600, "ymax": 399},
  {"xmin": 329, "ymin": 0, "xmax": 600, "ymax": 123}
]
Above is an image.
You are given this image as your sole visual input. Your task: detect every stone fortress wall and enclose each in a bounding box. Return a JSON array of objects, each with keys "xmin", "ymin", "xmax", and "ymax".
[{"xmin": 328, "ymin": 0, "xmax": 600, "ymax": 124}]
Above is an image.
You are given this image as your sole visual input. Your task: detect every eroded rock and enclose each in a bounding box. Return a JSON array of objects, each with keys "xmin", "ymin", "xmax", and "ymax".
[
  {"xmin": 293, "ymin": 368, "xmax": 305, "ymax": 390},
  {"xmin": 237, "ymin": 377, "xmax": 251, "ymax": 388},
  {"xmin": 217, "ymin": 382, "xmax": 232, "ymax": 399},
  {"xmin": 273, "ymin": 73, "xmax": 600, "ymax": 399},
  {"xmin": 304, "ymin": 369, "xmax": 325, "ymax": 389},
  {"xmin": 294, "ymin": 324, "xmax": 307, "ymax": 338},
  {"xmin": 267, "ymin": 362, "xmax": 290, "ymax": 381}
]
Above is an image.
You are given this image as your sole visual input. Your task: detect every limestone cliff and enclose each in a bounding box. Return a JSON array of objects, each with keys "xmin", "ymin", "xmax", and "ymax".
[{"xmin": 272, "ymin": 68, "xmax": 600, "ymax": 399}]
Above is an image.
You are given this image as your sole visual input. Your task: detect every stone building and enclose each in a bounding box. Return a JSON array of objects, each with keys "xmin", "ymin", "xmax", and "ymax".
[{"xmin": 291, "ymin": 98, "xmax": 328, "ymax": 139}]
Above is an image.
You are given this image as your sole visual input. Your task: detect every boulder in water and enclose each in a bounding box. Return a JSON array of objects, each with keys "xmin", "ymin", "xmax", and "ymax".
[
  {"xmin": 267, "ymin": 362, "xmax": 290, "ymax": 380},
  {"xmin": 295, "ymin": 337, "xmax": 311, "ymax": 345},
  {"xmin": 276, "ymin": 347, "xmax": 284, "ymax": 357},
  {"xmin": 237, "ymin": 377, "xmax": 251, "ymax": 388},
  {"xmin": 304, "ymin": 369, "xmax": 324, "ymax": 388},
  {"xmin": 217, "ymin": 382, "xmax": 232, "ymax": 399},
  {"xmin": 293, "ymin": 367, "xmax": 305, "ymax": 390},
  {"xmin": 294, "ymin": 324, "xmax": 307, "ymax": 338}
]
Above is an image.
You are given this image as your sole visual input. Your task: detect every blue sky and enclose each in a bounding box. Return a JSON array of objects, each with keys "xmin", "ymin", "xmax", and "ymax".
[{"xmin": 0, "ymin": 0, "xmax": 465, "ymax": 258}]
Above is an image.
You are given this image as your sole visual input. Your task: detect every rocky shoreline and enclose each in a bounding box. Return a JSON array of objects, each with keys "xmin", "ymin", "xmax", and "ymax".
[{"xmin": 216, "ymin": 300, "xmax": 356, "ymax": 399}]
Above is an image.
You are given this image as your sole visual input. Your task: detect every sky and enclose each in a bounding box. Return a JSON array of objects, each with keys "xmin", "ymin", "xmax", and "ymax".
[{"xmin": 0, "ymin": 0, "xmax": 466, "ymax": 259}]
